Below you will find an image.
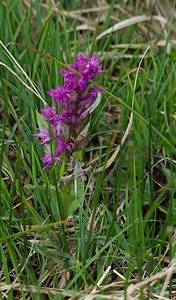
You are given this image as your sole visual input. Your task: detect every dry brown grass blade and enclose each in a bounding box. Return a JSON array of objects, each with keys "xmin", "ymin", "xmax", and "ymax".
[
  {"xmin": 160, "ymin": 259, "xmax": 176, "ymax": 297},
  {"xmin": 91, "ymin": 265, "xmax": 111, "ymax": 294},
  {"xmin": 0, "ymin": 264, "xmax": 175, "ymax": 299},
  {"xmin": 96, "ymin": 15, "xmax": 167, "ymax": 41},
  {"xmin": 111, "ymin": 40, "xmax": 176, "ymax": 49},
  {"xmin": 75, "ymin": 24, "xmax": 95, "ymax": 31},
  {"xmin": 62, "ymin": 4, "xmax": 121, "ymax": 15},
  {"xmin": 95, "ymin": 46, "xmax": 150, "ymax": 174},
  {"xmin": 127, "ymin": 259, "xmax": 176, "ymax": 298}
]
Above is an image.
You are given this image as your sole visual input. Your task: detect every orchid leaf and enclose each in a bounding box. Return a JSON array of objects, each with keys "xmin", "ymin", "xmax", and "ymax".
[{"xmin": 59, "ymin": 184, "xmax": 79, "ymax": 219}]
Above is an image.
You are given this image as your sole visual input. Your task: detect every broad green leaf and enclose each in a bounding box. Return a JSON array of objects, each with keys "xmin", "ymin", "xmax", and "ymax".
[
  {"xmin": 36, "ymin": 111, "xmax": 48, "ymax": 130},
  {"xmin": 59, "ymin": 183, "xmax": 80, "ymax": 219}
]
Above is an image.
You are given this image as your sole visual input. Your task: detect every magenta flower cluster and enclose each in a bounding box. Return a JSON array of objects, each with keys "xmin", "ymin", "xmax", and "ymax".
[{"xmin": 34, "ymin": 53, "xmax": 105, "ymax": 170}]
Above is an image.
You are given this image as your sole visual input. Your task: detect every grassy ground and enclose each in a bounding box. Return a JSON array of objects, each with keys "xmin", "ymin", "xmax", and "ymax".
[{"xmin": 0, "ymin": 0, "xmax": 176, "ymax": 299}]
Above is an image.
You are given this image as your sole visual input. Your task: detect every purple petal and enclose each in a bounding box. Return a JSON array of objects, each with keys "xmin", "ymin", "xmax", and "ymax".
[
  {"xmin": 42, "ymin": 153, "xmax": 53, "ymax": 170},
  {"xmin": 34, "ymin": 128, "xmax": 50, "ymax": 144},
  {"xmin": 55, "ymin": 141, "xmax": 72, "ymax": 157},
  {"xmin": 41, "ymin": 105, "xmax": 59, "ymax": 124},
  {"xmin": 48, "ymin": 86, "xmax": 70, "ymax": 103},
  {"xmin": 54, "ymin": 156, "xmax": 61, "ymax": 164}
]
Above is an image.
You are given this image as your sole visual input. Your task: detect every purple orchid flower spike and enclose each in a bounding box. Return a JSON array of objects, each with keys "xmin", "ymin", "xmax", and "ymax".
[{"xmin": 35, "ymin": 53, "xmax": 105, "ymax": 170}]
